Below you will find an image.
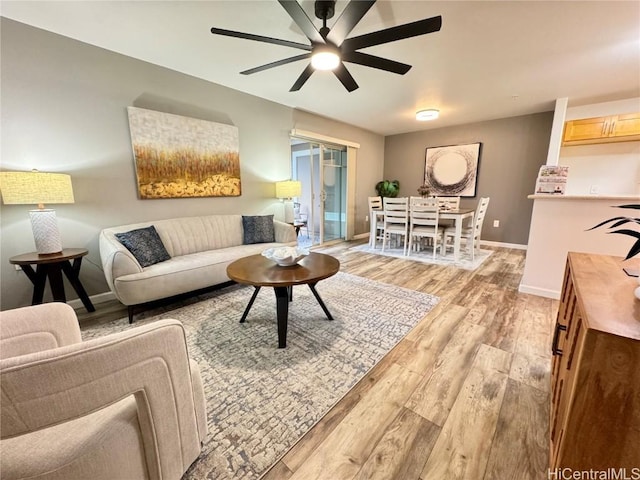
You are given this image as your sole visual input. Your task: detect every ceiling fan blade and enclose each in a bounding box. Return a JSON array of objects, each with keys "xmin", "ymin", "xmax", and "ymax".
[
  {"xmin": 342, "ymin": 51, "xmax": 411, "ymax": 75},
  {"xmin": 326, "ymin": 0, "xmax": 376, "ymax": 45},
  {"xmin": 278, "ymin": 0, "xmax": 324, "ymax": 44},
  {"xmin": 210, "ymin": 27, "xmax": 312, "ymax": 51},
  {"xmin": 333, "ymin": 63, "xmax": 359, "ymax": 92},
  {"xmin": 290, "ymin": 64, "xmax": 315, "ymax": 91},
  {"xmin": 241, "ymin": 53, "xmax": 312, "ymax": 75},
  {"xmin": 341, "ymin": 15, "xmax": 442, "ymax": 51}
]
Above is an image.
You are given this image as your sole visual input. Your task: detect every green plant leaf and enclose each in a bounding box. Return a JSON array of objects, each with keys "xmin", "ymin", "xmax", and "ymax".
[
  {"xmin": 589, "ymin": 204, "xmax": 640, "ymax": 260},
  {"xmin": 586, "ymin": 216, "xmax": 629, "ymax": 231},
  {"xmin": 609, "ymin": 229, "xmax": 640, "ymax": 260}
]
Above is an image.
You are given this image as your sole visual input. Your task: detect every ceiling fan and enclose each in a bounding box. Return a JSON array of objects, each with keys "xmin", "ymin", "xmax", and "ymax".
[{"xmin": 210, "ymin": 0, "xmax": 442, "ymax": 92}]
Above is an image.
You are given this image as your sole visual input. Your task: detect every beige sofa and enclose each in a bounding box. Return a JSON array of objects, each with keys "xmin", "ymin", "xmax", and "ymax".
[
  {"xmin": 100, "ymin": 214, "xmax": 297, "ymax": 322},
  {"xmin": 0, "ymin": 303, "xmax": 206, "ymax": 480}
]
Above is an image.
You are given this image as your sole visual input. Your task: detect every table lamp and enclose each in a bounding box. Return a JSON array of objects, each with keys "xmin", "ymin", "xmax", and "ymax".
[
  {"xmin": 275, "ymin": 180, "xmax": 302, "ymax": 200},
  {"xmin": 0, "ymin": 170, "xmax": 75, "ymax": 254},
  {"xmin": 275, "ymin": 180, "xmax": 302, "ymax": 223}
]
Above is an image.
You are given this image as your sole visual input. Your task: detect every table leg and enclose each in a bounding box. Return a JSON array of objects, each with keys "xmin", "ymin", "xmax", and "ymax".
[
  {"xmin": 61, "ymin": 259, "xmax": 95, "ymax": 312},
  {"xmin": 47, "ymin": 263, "xmax": 66, "ymax": 302},
  {"xmin": 239, "ymin": 286, "xmax": 261, "ymax": 323},
  {"xmin": 308, "ymin": 282, "xmax": 334, "ymax": 320},
  {"xmin": 28, "ymin": 264, "xmax": 48, "ymax": 305},
  {"xmin": 369, "ymin": 211, "xmax": 375, "ymax": 248},
  {"xmin": 274, "ymin": 286, "xmax": 289, "ymax": 348},
  {"xmin": 454, "ymin": 216, "xmax": 462, "ymax": 262}
]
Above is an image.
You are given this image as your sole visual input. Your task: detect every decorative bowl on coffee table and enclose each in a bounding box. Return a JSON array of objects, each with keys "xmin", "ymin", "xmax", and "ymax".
[{"xmin": 262, "ymin": 246, "xmax": 309, "ymax": 266}]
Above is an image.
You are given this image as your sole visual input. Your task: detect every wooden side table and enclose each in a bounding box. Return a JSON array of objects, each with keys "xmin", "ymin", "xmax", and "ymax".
[{"xmin": 9, "ymin": 248, "xmax": 96, "ymax": 312}]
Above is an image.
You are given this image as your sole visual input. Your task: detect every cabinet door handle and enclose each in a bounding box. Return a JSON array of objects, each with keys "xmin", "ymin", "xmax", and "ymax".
[
  {"xmin": 552, "ymin": 322, "xmax": 567, "ymax": 356},
  {"xmin": 609, "ymin": 120, "xmax": 616, "ymax": 136},
  {"xmin": 601, "ymin": 121, "xmax": 608, "ymax": 136}
]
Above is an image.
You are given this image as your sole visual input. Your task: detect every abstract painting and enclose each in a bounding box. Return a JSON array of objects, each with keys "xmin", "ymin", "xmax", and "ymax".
[
  {"xmin": 127, "ymin": 107, "xmax": 241, "ymax": 199},
  {"xmin": 424, "ymin": 142, "xmax": 481, "ymax": 197}
]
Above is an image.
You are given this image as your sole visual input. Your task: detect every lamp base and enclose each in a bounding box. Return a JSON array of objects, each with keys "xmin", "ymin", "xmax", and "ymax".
[{"xmin": 29, "ymin": 209, "xmax": 63, "ymax": 254}]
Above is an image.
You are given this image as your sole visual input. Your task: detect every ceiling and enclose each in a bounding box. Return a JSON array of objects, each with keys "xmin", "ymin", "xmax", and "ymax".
[{"xmin": 1, "ymin": 1, "xmax": 639, "ymax": 136}]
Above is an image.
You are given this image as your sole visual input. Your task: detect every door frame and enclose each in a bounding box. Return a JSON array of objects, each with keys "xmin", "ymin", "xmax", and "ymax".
[{"xmin": 289, "ymin": 129, "xmax": 358, "ymax": 243}]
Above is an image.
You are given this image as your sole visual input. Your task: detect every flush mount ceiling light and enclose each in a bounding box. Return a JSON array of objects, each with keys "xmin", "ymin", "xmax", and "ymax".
[{"xmin": 416, "ymin": 109, "xmax": 440, "ymax": 121}]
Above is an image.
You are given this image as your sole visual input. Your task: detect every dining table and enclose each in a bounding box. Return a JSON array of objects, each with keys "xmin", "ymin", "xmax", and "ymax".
[
  {"xmin": 370, "ymin": 206, "xmax": 475, "ymax": 262},
  {"xmin": 439, "ymin": 208, "xmax": 475, "ymax": 261}
]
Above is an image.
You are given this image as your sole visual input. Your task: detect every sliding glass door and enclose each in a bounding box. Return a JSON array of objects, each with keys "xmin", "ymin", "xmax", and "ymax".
[
  {"xmin": 321, "ymin": 146, "xmax": 346, "ymax": 243},
  {"xmin": 291, "ymin": 140, "xmax": 347, "ymax": 246}
]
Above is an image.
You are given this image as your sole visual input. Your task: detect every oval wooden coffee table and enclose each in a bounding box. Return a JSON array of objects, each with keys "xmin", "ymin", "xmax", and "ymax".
[{"xmin": 226, "ymin": 252, "xmax": 340, "ymax": 348}]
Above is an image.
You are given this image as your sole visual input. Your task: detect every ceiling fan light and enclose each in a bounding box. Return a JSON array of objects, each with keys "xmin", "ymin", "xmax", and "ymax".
[
  {"xmin": 416, "ymin": 109, "xmax": 439, "ymax": 121},
  {"xmin": 311, "ymin": 51, "xmax": 340, "ymax": 71}
]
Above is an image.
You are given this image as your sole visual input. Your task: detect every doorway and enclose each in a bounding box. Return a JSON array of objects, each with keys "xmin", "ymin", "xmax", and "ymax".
[{"xmin": 291, "ymin": 139, "xmax": 348, "ymax": 247}]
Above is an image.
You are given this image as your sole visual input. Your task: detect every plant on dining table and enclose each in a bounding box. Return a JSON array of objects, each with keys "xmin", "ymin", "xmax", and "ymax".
[{"xmin": 417, "ymin": 183, "xmax": 431, "ymax": 197}]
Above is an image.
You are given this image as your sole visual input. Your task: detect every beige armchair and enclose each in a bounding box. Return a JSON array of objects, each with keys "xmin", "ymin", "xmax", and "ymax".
[{"xmin": 0, "ymin": 303, "xmax": 207, "ymax": 480}]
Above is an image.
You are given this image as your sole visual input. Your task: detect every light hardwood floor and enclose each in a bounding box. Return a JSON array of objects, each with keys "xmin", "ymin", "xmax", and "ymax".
[{"xmin": 77, "ymin": 240, "xmax": 557, "ymax": 480}]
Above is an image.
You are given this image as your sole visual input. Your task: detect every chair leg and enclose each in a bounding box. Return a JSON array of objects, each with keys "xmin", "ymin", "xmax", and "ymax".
[{"xmin": 128, "ymin": 305, "xmax": 135, "ymax": 324}]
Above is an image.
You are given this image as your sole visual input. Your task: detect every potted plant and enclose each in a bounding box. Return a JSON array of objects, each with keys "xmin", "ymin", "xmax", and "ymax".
[
  {"xmin": 588, "ymin": 204, "xmax": 640, "ymax": 298},
  {"xmin": 375, "ymin": 180, "xmax": 400, "ymax": 198}
]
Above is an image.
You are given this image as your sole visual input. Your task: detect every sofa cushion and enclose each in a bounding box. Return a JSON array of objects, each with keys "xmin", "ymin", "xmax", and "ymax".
[
  {"xmin": 115, "ymin": 226, "xmax": 171, "ymax": 267},
  {"xmin": 242, "ymin": 215, "xmax": 275, "ymax": 244}
]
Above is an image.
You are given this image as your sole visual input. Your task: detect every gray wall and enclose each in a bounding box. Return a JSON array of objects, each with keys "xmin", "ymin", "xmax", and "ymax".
[
  {"xmin": 384, "ymin": 112, "xmax": 554, "ymax": 244},
  {"xmin": 0, "ymin": 19, "xmax": 384, "ymax": 310}
]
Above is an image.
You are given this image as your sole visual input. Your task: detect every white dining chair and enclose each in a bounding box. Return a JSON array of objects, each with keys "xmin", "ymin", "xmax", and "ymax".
[
  {"xmin": 382, "ymin": 197, "xmax": 409, "ymax": 255},
  {"xmin": 408, "ymin": 197, "xmax": 441, "ymax": 259},
  {"xmin": 436, "ymin": 196, "xmax": 461, "ymax": 211},
  {"xmin": 436, "ymin": 196, "xmax": 460, "ymax": 228},
  {"xmin": 368, "ymin": 196, "xmax": 384, "ymax": 249},
  {"xmin": 442, "ymin": 197, "xmax": 490, "ymax": 260}
]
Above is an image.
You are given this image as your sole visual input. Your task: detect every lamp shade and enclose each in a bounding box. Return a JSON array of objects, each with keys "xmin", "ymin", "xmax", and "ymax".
[
  {"xmin": 0, "ymin": 171, "xmax": 74, "ymax": 207},
  {"xmin": 0, "ymin": 171, "xmax": 74, "ymax": 254},
  {"xmin": 275, "ymin": 180, "xmax": 302, "ymax": 199}
]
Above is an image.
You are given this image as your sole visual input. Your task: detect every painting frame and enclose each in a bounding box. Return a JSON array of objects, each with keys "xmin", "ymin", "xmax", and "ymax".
[
  {"xmin": 424, "ymin": 142, "xmax": 481, "ymax": 197},
  {"xmin": 127, "ymin": 106, "xmax": 241, "ymax": 199}
]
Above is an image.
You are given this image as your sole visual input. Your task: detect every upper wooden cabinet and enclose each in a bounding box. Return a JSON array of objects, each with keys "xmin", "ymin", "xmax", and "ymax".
[{"xmin": 562, "ymin": 113, "xmax": 640, "ymax": 146}]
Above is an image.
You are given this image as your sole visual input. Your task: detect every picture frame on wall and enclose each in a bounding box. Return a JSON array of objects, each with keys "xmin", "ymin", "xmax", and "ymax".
[
  {"xmin": 424, "ymin": 142, "xmax": 481, "ymax": 197},
  {"xmin": 127, "ymin": 106, "xmax": 241, "ymax": 199}
]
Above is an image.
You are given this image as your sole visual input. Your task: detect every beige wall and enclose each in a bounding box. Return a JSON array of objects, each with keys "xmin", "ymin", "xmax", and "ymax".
[
  {"xmin": 383, "ymin": 112, "xmax": 554, "ymax": 245},
  {"xmin": 561, "ymin": 98, "xmax": 640, "ymax": 195},
  {"xmin": 0, "ymin": 19, "xmax": 384, "ymax": 310}
]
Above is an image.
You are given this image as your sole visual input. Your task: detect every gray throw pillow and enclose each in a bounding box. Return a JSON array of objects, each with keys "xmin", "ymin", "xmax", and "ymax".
[
  {"xmin": 242, "ymin": 215, "xmax": 275, "ymax": 244},
  {"xmin": 115, "ymin": 225, "xmax": 171, "ymax": 267}
]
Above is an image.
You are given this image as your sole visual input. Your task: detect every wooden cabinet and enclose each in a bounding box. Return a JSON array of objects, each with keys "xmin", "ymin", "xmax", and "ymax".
[
  {"xmin": 562, "ymin": 113, "xmax": 640, "ymax": 145},
  {"xmin": 550, "ymin": 253, "xmax": 640, "ymax": 469}
]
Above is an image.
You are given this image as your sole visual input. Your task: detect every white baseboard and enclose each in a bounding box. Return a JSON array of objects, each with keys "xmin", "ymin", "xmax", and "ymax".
[
  {"xmin": 68, "ymin": 291, "xmax": 116, "ymax": 310},
  {"xmin": 480, "ymin": 240, "xmax": 527, "ymax": 250},
  {"xmin": 518, "ymin": 283, "xmax": 560, "ymax": 299}
]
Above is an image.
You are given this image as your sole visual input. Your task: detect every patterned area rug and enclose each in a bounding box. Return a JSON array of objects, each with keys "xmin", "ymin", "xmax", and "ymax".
[
  {"xmin": 81, "ymin": 272, "xmax": 439, "ymax": 479},
  {"xmin": 350, "ymin": 242, "xmax": 493, "ymax": 270}
]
